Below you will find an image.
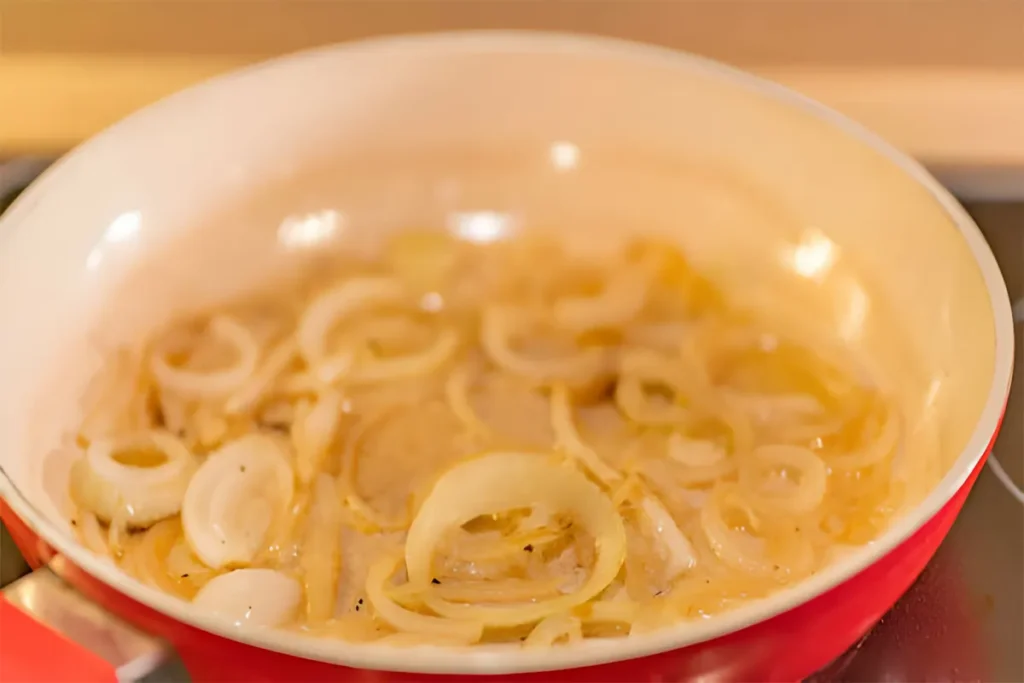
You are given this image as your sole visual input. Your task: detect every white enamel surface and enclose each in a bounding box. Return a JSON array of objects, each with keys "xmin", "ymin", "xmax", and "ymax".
[{"xmin": 0, "ymin": 33, "xmax": 1013, "ymax": 674}]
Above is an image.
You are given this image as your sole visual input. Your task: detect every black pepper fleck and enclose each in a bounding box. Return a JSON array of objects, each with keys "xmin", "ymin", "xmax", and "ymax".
[
  {"xmin": 180, "ymin": 573, "xmax": 190, "ymax": 578},
  {"xmin": 357, "ymin": 598, "xmax": 364, "ymax": 605},
  {"xmin": 431, "ymin": 578, "xmax": 441, "ymax": 585},
  {"xmin": 70, "ymin": 520, "xmax": 78, "ymax": 527},
  {"xmin": 240, "ymin": 465, "xmax": 246, "ymax": 473},
  {"xmin": 523, "ymin": 544, "xmax": 534, "ymax": 553}
]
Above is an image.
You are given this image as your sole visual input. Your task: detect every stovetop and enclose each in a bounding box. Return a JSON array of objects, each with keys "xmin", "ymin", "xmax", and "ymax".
[{"xmin": 1, "ymin": 162, "xmax": 1021, "ymax": 681}]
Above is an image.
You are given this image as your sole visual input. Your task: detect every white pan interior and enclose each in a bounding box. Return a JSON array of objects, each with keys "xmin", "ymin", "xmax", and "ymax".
[{"xmin": 0, "ymin": 33, "xmax": 1011, "ymax": 673}]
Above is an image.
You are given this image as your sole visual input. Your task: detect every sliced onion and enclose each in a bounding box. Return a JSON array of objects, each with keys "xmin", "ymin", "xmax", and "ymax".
[
  {"xmin": 638, "ymin": 455, "xmax": 736, "ymax": 489},
  {"xmin": 550, "ymin": 383, "xmax": 621, "ymax": 485},
  {"xmin": 638, "ymin": 495, "xmax": 697, "ymax": 579},
  {"xmin": 300, "ymin": 475, "xmax": 343, "ymax": 625},
  {"xmin": 224, "ymin": 337, "xmax": 298, "ymax": 414},
  {"xmin": 553, "ymin": 266, "xmax": 650, "ymax": 333},
  {"xmin": 614, "ymin": 349, "xmax": 692, "ymax": 426},
  {"xmin": 700, "ymin": 486, "xmax": 775, "ymax": 577},
  {"xmin": 346, "ymin": 328, "xmax": 460, "ymax": 386},
  {"xmin": 580, "ymin": 598, "xmax": 641, "ymax": 624},
  {"xmin": 129, "ymin": 518, "xmax": 196, "ymax": 598},
  {"xmin": 429, "ymin": 577, "xmax": 564, "ymax": 605},
  {"xmin": 70, "ymin": 431, "xmax": 196, "ymax": 528},
  {"xmin": 365, "ymin": 554, "xmax": 483, "ymax": 643},
  {"xmin": 338, "ymin": 406, "xmax": 415, "ymax": 532},
  {"xmin": 150, "ymin": 316, "xmax": 260, "ymax": 398},
  {"xmin": 291, "ymin": 389, "xmax": 345, "ymax": 485},
  {"xmin": 297, "ymin": 277, "xmax": 407, "ymax": 384},
  {"xmin": 182, "ymin": 434, "xmax": 294, "ymax": 569},
  {"xmin": 405, "ymin": 452, "xmax": 627, "ymax": 627},
  {"xmin": 828, "ymin": 404, "xmax": 900, "ymax": 470},
  {"xmin": 722, "ymin": 390, "xmax": 823, "ymax": 425},
  {"xmin": 523, "ymin": 614, "xmax": 583, "ymax": 648},
  {"xmin": 739, "ymin": 444, "xmax": 828, "ymax": 515},
  {"xmin": 75, "ymin": 510, "xmax": 111, "ymax": 556},
  {"xmin": 667, "ymin": 434, "xmax": 726, "ymax": 468},
  {"xmin": 193, "ymin": 568, "xmax": 300, "ymax": 628},
  {"xmin": 480, "ymin": 306, "xmax": 607, "ymax": 385},
  {"xmin": 444, "ymin": 364, "xmax": 489, "ymax": 436}
]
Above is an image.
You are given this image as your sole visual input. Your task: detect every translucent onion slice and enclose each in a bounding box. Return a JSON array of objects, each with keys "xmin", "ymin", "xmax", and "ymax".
[
  {"xmin": 297, "ymin": 277, "xmax": 407, "ymax": 384},
  {"xmin": 150, "ymin": 316, "xmax": 260, "ymax": 398},
  {"xmin": 193, "ymin": 568, "xmax": 301, "ymax": 628},
  {"xmin": 700, "ymin": 486, "xmax": 776, "ymax": 577},
  {"xmin": 300, "ymin": 475, "xmax": 343, "ymax": 625},
  {"xmin": 721, "ymin": 390, "xmax": 823, "ymax": 425},
  {"xmin": 224, "ymin": 337, "xmax": 298, "ymax": 414},
  {"xmin": 480, "ymin": 306, "xmax": 607, "ymax": 385},
  {"xmin": 668, "ymin": 434, "xmax": 726, "ymax": 468},
  {"xmin": 70, "ymin": 431, "xmax": 197, "ymax": 528},
  {"xmin": 405, "ymin": 452, "xmax": 627, "ymax": 627},
  {"xmin": 553, "ymin": 266, "xmax": 650, "ymax": 333},
  {"xmin": 338, "ymin": 406, "xmax": 414, "ymax": 532},
  {"xmin": 387, "ymin": 576, "xmax": 565, "ymax": 607},
  {"xmin": 432, "ymin": 577, "xmax": 565, "ymax": 605},
  {"xmin": 365, "ymin": 554, "xmax": 484, "ymax": 643},
  {"xmin": 550, "ymin": 383, "xmax": 621, "ymax": 485},
  {"xmin": 828, "ymin": 405, "xmax": 900, "ymax": 470},
  {"xmin": 346, "ymin": 328, "xmax": 460, "ymax": 386},
  {"xmin": 579, "ymin": 598, "xmax": 641, "ymax": 624},
  {"xmin": 182, "ymin": 434, "xmax": 295, "ymax": 569},
  {"xmin": 291, "ymin": 389, "xmax": 345, "ymax": 485},
  {"xmin": 524, "ymin": 614, "xmax": 583, "ymax": 648},
  {"xmin": 739, "ymin": 445, "xmax": 828, "ymax": 515},
  {"xmin": 75, "ymin": 510, "xmax": 111, "ymax": 556},
  {"xmin": 614, "ymin": 349, "xmax": 692, "ymax": 426},
  {"xmin": 444, "ymin": 364, "xmax": 489, "ymax": 436},
  {"xmin": 129, "ymin": 519, "xmax": 202, "ymax": 599},
  {"xmin": 638, "ymin": 494, "xmax": 697, "ymax": 579}
]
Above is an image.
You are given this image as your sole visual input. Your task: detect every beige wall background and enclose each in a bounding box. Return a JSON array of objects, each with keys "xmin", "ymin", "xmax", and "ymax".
[
  {"xmin": 1, "ymin": 0, "xmax": 1024, "ymax": 175},
  {"xmin": 4, "ymin": 0, "xmax": 1024, "ymax": 66}
]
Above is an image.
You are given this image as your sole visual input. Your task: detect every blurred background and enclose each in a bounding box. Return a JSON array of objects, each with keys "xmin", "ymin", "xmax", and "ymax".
[
  {"xmin": 1, "ymin": 2, "xmax": 1022, "ymax": 681},
  {"xmin": 2, "ymin": 0, "xmax": 1024, "ymax": 197}
]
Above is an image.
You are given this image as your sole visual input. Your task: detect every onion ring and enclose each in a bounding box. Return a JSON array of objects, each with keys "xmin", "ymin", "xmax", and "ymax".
[{"xmin": 405, "ymin": 452, "xmax": 626, "ymax": 627}]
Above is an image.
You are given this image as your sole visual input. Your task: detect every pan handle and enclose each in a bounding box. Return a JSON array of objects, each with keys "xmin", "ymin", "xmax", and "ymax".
[{"xmin": 0, "ymin": 567, "xmax": 171, "ymax": 683}]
